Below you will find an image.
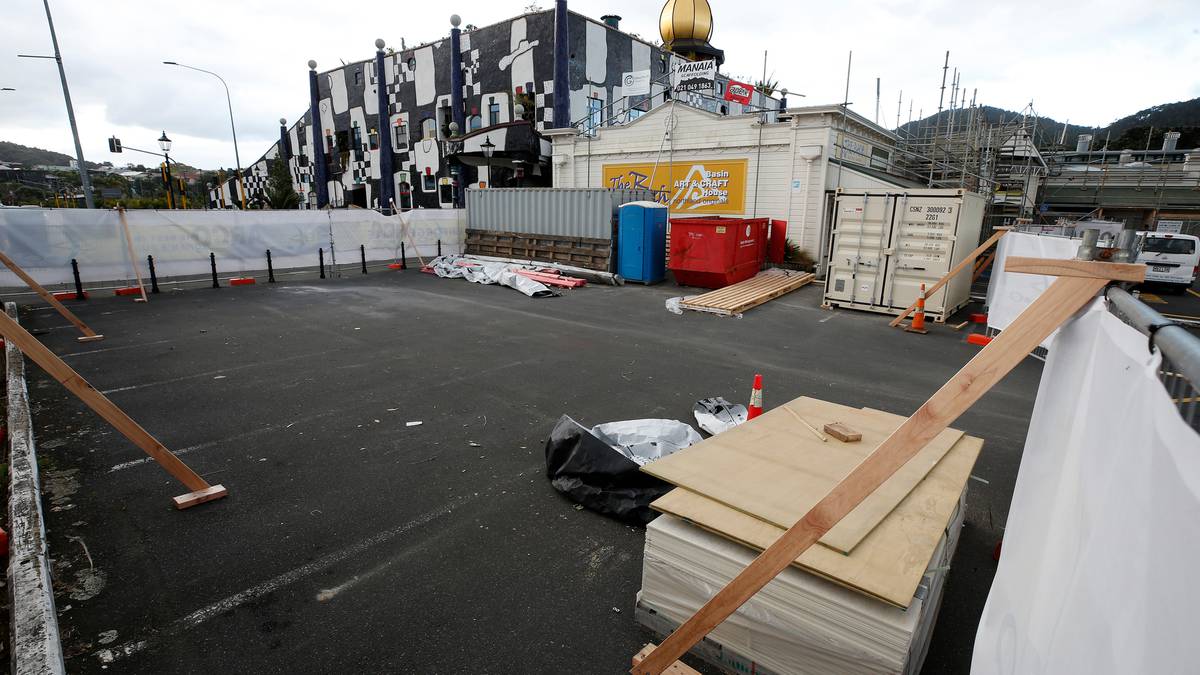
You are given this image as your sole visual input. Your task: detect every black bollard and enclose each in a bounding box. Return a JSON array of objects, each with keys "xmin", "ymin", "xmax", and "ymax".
[
  {"xmin": 147, "ymin": 255, "xmax": 161, "ymax": 294},
  {"xmin": 266, "ymin": 249, "xmax": 276, "ymax": 283},
  {"xmin": 400, "ymin": 242, "xmax": 407, "ymax": 270},
  {"xmin": 70, "ymin": 258, "xmax": 85, "ymax": 300},
  {"xmin": 319, "ymin": 248, "xmax": 326, "ymax": 279},
  {"xmin": 360, "ymin": 244, "xmax": 367, "ymax": 274},
  {"xmin": 210, "ymin": 252, "xmax": 219, "ymax": 288},
  {"xmin": 437, "ymin": 239, "xmax": 442, "ymax": 257}
]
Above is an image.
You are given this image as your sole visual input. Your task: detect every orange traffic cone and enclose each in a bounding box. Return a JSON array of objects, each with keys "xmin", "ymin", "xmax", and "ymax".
[
  {"xmin": 747, "ymin": 374, "xmax": 764, "ymax": 420},
  {"xmin": 906, "ymin": 284, "xmax": 928, "ymax": 334}
]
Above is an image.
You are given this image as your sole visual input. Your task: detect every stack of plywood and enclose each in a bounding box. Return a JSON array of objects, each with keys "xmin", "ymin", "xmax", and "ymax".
[{"xmin": 635, "ymin": 396, "xmax": 982, "ymax": 674}]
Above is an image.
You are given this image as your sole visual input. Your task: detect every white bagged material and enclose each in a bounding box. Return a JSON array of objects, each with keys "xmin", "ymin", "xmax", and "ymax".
[
  {"xmin": 972, "ymin": 310, "xmax": 1200, "ymax": 675},
  {"xmin": 426, "ymin": 255, "xmax": 555, "ymax": 297},
  {"xmin": 591, "ymin": 419, "xmax": 703, "ymax": 466},
  {"xmin": 640, "ymin": 509, "xmax": 962, "ymax": 674}
]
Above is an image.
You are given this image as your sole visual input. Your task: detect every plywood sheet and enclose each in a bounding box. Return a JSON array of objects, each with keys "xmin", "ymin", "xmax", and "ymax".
[
  {"xmin": 641, "ymin": 397, "xmax": 964, "ymax": 553},
  {"xmin": 651, "ymin": 434, "xmax": 983, "ymax": 608}
]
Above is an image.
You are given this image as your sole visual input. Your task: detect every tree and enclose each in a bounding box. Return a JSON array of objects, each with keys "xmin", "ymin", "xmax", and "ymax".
[{"xmin": 264, "ymin": 158, "xmax": 299, "ymax": 209}]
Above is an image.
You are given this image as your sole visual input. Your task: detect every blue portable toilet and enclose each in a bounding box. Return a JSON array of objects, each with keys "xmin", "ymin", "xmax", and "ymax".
[{"xmin": 617, "ymin": 201, "xmax": 668, "ymax": 284}]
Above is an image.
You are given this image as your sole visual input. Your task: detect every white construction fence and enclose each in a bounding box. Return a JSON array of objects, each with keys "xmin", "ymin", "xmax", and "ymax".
[
  {"xmin": 973, "ymin": 230, "xmax": 1200, "ymax": 673},
  {"xmin": 0, "ymin": 208, "xmax": 465, "ymax": 288}
]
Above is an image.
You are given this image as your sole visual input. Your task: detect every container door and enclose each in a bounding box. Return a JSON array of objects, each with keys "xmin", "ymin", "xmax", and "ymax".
[
  {"xmin": 824, "ymin": 194, "xmax": 894, "ymax": 305},
  {"xmin": 881, "ymin": 197, "xmax": 958, "ymax": 312},
  {"xmin": 619, "ymin": 212, "xmax": 644, "ymax": 281}
]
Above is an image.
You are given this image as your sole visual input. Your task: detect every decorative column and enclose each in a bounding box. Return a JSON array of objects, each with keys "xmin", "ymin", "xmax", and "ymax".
[
  {"xmin": 307, "ymin": 59, "xmax": 330, "ymax": 208},
  {"xmin": 448, "ymin": 16, "xmax": 466, "ymax": 132},
  {"xmin": 552, "ymin": 0, "xmax": 570, "ymax": 128},
  {"xmin": 374, "ymin": 39, "xmax": 396, "ymax": 211},
  {"xmin": 278, "ymin": 117, "xmax": 290, "ymax": 159}
]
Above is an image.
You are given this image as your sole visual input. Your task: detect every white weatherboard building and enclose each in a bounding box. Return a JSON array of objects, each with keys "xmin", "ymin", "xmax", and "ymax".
[{"xmin": 546, "ymin": 102, "xmax": 922, "ymax": 266}]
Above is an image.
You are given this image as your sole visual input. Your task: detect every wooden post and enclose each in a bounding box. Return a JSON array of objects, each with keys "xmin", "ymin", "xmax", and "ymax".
[
  {"xmin": 972, "ymin": 250, "xmax": 997, "ymax": 283},
  {"xmin": 117, "ymin": 208, "xmax": 149, "ymax": 303},
  {"xmin": 0, "ymin": 310, "xmax": 226, "ymax": 509},
  {"xmin": 0, "ymin": 250, "xmax": 103, "ymax": 342},
  {"xmin": 632, "ymin": 258, "xmax": 1144, "ymax": 674},
  {"xmin": 888, "ymin": 228, "xmax": 1009, "ymax": 328}
]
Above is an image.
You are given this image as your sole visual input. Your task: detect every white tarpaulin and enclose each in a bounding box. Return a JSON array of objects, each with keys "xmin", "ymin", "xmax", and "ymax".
[
  {"xmin": 0, "ymin": 207, "xmax": 465, "ymax": 287},
  {"xmin": 971, "ymin": 309, "xmax": 1200, "ymax": 675}
]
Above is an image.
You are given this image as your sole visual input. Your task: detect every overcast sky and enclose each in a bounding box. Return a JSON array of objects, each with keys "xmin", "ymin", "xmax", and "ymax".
[{"xmin": 2, "ymin": 0, "xmax": 1196, "ymax": 170}]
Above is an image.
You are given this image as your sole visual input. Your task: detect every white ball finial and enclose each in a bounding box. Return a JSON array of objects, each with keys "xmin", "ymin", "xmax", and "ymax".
[
  {"xmin": 450, "ymin": 14, "xmax": 462, "ymax": 27},
  {"xmin": 307, "ymin": 59, "xmax": 317, "ymax": 70},
  {"xmin": 279, "ymin": 117, "xmax": 287, "ymax": 125},
  {"xmin": 375, "ymin": 38, "xmax": 386, "ymax": 50}
]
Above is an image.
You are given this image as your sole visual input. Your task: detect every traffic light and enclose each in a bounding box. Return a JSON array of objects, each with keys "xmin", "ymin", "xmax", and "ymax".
[{"xmin": 108, "ymin": 136, "xmax": 122, "ymax": 153}]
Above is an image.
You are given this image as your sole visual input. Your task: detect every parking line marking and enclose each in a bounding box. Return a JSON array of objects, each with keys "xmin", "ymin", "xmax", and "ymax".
[
  {"xmin": 1139, "ymin": 293, "xmax": 1166, "ymax": 304},
  {"xmin": 98, "ymin": 350, "xmax": 333, "ymax": 394},
  {"xmin": 1188, "ymin": 288, "xmax": 1200, "ymax": 300},
  {"xmin": 92, "ymin": 463, "xmax": 541, "ymax": 666},
  {"xmin": 61, "ymin": 339, "xmax": 174, "ymax": 358}
]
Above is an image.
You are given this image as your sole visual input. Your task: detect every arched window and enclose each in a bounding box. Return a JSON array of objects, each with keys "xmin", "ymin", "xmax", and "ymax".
[
  {"xmin": 468, "ymin": 115, "xmax": 482, "ymax": 131},
  {"xmin": 421, "ymin": 117, "xmax": 437, "ymax": 141},
  {"xmin": 398, "ymin": 181, "xmax": 412, "ymax": 210}
]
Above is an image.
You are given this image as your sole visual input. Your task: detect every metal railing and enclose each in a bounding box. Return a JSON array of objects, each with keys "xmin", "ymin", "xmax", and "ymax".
[{"xmin": 1106, "ymin": 285, "xmax": 1200, "ymax": 431}]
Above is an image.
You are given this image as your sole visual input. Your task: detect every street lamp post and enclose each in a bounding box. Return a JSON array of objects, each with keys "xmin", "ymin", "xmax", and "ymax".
[
  {"xmin": 162, "ymin": 61, "xmax": 246, "ymax": 209},
  {"xmin": 157, "ymin": 131, "xmax": 177, "ymax": 209},
  {"xmin": 19, "ymin": 0, "xmax": 94, "ymax": 208},
  {"xmin": 481, "ymin": 136, "xmax": 495, "ymax": 189}
]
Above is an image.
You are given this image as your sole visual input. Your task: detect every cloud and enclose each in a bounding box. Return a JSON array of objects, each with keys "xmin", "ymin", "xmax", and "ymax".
[{"xmin": 1, "ymin": 0, "xmax": 1195, "ymax": 169}]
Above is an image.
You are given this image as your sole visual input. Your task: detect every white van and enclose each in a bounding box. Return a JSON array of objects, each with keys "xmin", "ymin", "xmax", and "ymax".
[{"xmin": 1137, "ymin": 231, "xmax": 1199, "ymax": 292}]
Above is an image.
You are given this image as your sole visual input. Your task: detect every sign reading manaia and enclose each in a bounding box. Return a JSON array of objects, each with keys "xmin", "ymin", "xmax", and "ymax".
[{"xmin": 672, "ymin": 59, "xmax": 717, "ymax": 94}]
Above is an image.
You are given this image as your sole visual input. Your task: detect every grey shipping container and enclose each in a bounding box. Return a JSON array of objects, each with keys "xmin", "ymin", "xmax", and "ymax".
[{"xmin": 465, "ymin": 188, "xmax": 656, "ymax": 240}]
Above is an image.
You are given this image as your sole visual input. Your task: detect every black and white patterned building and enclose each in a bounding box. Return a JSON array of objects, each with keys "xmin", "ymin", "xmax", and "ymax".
[{"xmin": 211, "ymin": 1, "xmax": 777, "ymax": 211}]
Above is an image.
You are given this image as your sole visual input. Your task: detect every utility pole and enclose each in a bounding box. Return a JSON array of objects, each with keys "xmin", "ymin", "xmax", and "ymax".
[{"xmin": 25, "ymin": 0, "xmax": 94, "ymax": 208}]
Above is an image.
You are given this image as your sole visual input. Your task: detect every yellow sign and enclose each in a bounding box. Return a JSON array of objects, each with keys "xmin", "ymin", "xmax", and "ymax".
[{"xmin": 602, "ymin": 159, "xmax": 747, "ymax": 214}]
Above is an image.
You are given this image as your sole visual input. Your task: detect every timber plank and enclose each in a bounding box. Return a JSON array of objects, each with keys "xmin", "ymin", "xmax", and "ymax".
[{"xmin": 680, "ymin": 271, "xmax": 814, "ymax": 314}]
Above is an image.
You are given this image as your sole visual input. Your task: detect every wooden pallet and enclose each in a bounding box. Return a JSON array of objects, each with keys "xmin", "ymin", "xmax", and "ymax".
[
  {"xmin": 679, "ymin": 270, "xmax": 814, "ymax": 316},
  {"xmin": 464, "ymin": 229, "xmax": 611, "ymax": 271}
]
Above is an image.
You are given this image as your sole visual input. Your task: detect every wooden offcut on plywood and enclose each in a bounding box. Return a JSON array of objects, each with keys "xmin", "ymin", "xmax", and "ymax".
[
  {"xmin": 679, "ymin": 270, "xmax": 814, "ymax": 316},
  {"xmin": 641, "ymin": 397, "xmax": 964, "ymax": 554},
  {"xmin": 652, "ymin": 431, "xmax": 982, "ymax": 608},
  {"xmin": 464, "ymin": 229, "xmax": 611, "ymax": 271}
]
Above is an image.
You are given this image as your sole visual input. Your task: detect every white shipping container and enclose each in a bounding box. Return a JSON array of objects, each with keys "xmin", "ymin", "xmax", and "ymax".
[{"xmin": 822, "ymin": 189, "xmax": 985, "ymax": 321}]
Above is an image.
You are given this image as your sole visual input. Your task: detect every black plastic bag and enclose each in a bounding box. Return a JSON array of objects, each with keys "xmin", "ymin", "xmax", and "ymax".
[{"xmin": 544, "ymin": 415, "xmax": 671, "ymax": 524}]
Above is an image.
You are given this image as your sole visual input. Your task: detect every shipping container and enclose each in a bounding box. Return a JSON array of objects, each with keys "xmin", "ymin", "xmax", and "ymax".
[
  {"xmin": 822, "ymin": 189, "xmax": 985, "ymax": 321},
  {"xmin": 465, "ymin": 187, "xmax": 655, "ymax": 239}
]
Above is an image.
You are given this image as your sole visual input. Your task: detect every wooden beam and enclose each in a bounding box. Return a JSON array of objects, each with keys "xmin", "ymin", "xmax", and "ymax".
[
  {"xmin": 0, "ymin": 250, "xmax": 103, "ymax": 342},
  {"xmin": 117, "ymin": 208, "xmax": 149, "ymax": 303},
  {"xmin": 0, "ymin": 310, "xmax": 225, "ymax": 509},
  {"xmin": 632, "ymin": 645, "xmax": 701, "ymax": 675},
  {"xmin": 971, "ymin": 251, "xmax": 996, "ymax": 283},
  {"xmin": 1004, "ymin": 257, "xmax": 1146, "ymax": 283},
  {"xmin": 631, "ymin": 268, "xmax": 1118, "ymax": 674},
  {"xmin": 889, "ymin": 229, "xmax": 1009, "ymax": 328}
]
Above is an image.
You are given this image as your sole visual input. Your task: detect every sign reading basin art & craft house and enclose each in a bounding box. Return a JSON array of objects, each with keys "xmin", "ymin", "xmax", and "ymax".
[
  {"xmin": 603, "ymin": 160, "xmax": 748, "ymax": 214},
  {"xmin": 671, "ymin": 59, "xmax": 716, "ymax": 94}
]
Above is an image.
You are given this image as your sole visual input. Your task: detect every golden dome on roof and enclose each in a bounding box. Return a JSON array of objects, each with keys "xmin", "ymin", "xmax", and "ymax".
[{"xmin": 659, "ymin": 0, "xmax": 714, "ymax": 46}]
